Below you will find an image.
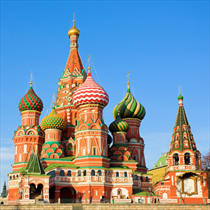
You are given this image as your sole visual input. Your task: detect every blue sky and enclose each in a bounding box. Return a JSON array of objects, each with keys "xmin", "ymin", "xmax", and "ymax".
[{"xmin": 0, "ymin": 1, "xmax": 209, "ymax": 191}]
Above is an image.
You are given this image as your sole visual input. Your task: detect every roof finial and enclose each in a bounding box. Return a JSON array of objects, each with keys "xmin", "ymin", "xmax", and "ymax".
[
  {"xmin": 46, "ymin": 107, "xmax": 48, "ymax": 116},
  {"xmin": 179, "ymin": 85, "xmax": 182, "ymax": 95},
  {"xmin": 88, "ymin": 55, "xmax": 91, "ymax": 73},
  {"xmin": 126, "ymin": 71, "xmax": 130, "ymax": 91},
  {"xmin": 30, "ymin": 71, "xmax": 33, "ymax": 87},
  {"xmin": 73, "ymin": 12, "xmax": 75, "ymax": 22},
  {"xmin": 52, "ymin": 93, "xmax": 55, "ymax": 107}
]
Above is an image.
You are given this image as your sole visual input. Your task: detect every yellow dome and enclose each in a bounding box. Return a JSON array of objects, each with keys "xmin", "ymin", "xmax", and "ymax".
[
  {"xmin": 40, "ymin": 107, "xmax": 66, "ymax": 131},
  {"xmin": 68, "ymin": 21, "xmax": 80, "ymax": 37}
]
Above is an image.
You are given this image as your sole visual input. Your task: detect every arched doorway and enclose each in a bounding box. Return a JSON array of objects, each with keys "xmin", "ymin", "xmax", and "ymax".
[
  {"xmin": 60, "ymin": 187, "xmax": 76, "ymax": 203},
  {"xmin": 49, "ymin": 186, "xmax": 55, "ymax": 203},
  {"xmin": 30, "ymin": 184, "xmax": 43, "ymax": 199}
]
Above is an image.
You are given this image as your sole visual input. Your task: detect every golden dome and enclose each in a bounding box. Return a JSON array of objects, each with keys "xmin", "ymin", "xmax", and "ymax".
[{"xmin": 68, "ymin": 21, "xmax": 80, "ymax": 37}]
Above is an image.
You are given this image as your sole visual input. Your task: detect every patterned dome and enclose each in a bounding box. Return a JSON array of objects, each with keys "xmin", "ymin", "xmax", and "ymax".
[
  {"xmin": 19, "ymin": 84, "xmax": 43, "ymax": 112},
  {"xmin": 40, "ymin": 107, "xmax": 66, "ymax": 131},
  {"xmin": 73, "ymin": 68, "xmax": 109, "ymax": 108},
  {"xmin": 113, "ymin": 83, "xmax": 145, "ymax": 120},
  {"xmin": 109, "ymin": 112, "xmax": 130, "ymax": 133}
]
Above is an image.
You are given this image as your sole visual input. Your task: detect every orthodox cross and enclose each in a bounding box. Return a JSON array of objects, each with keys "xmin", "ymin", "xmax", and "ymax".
[
  {"xmin": 30, "ymin": 71, "xmax": 33, "ymax": 86},
  {"xmin": 52, "ymin": 93, "xmax": 55, "ymax": 106},
  {"xmin": 179, "ymin": 86, "xmax": 182, "ymax": 95},
  {"xmin": 127, "ymin": 71, "xmax": 130, "ymax": 83},
  {"xmin": 73, "ymin": 12, "xmax": 75, "ymax": 22},
  {"xmin": 88, "ymin": 55, "xmax": 91, "ymax": 67}
]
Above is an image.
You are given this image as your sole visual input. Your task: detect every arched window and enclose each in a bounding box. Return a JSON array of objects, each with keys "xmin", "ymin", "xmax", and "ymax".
[
  {"xmin": 75, "ymin": 120, "xmax": 77, "ymax": 126},
  {"xmin": 78, "ymin": 170, "xmax": 81, "ymax": 176},
  {"xmin": 10, "ymin": 176, "xmax": 12, "ymax": 180},
  {"xmin": 173, "ymin": 153, "xmax": 179, "ymax": 165},
  {"xmin": 98, "ymin": 170, "xmax": 102, "ymax": 176},
  {"xmin": 13, "ymin": 175, "xmax": 15, "ymax": 180},
  {"xmin": 121, "ymin": 156, "xmax": 124, "ymax": 161},
  {"xmin": 83, "ymin": 170, "xmax": 86, "ymax": 176},
  {"xmin": 67, "ymin": 170, "xmax": 71, "ymax": 176},
  {"xmin": 134, "ymin": 175, "xmax": 138, "ymax": 180},
  {"xmin": 116, "ymin": 172, "xmax": 119, "ymax": 177},
  {"xmin": 146, "ymin": 176, "xmax": 149, "ymax": 182},
  {"xmin": 60, "ymin": 170, "xmax": 64, "ymax": 176},
  {"xmin": 140, "ymin": 176, "xmax": 143, "ymax": 182},
  {"xmin": 68, "ymin": 143, "xmax": 73, "ymax": 150},
  {"xmin": 124, "ymin": 172, "xmax": 127, "ymax": 177},
  {"xmin": 184, "ymin": 153, "xmax": 190, "ymax": 165},
  {"xmin": 93, "ymin": 148, "xmax": 96, "ymax": 155},
  {"xmin": 91, "ymin": 170, "xmax": 95, "ymax": 176}
]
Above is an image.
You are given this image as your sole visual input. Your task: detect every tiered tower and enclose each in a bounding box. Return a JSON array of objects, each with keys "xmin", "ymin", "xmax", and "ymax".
[
  {"xmin": 13, "ymin": 81, "xmax": 44, "ymax": 171},
  {"xmin": 153, "ymin": 93, "xmax": 208, "ymax": 204},
  {"xmin": 112, "ymin": 80, "xmax": 146, "ymax": 172},
  {"xmin": 167, "ymin": 94, "xmax": 201, "ymax": 171},
  {"xmin": 40, "ymin": 104, "xmax": 67, "ymax": 159},
  {"xmin": 55, "ymin": 20, "xmax": 86, "ymax": 157},
  {"xmin": 72, "ymin": 63, "xmax": 109, "ymax": 168}
]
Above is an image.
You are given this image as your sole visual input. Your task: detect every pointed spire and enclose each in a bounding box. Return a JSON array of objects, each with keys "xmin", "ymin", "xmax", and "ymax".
[
  {"xmin": 126, "ymin": 71, "xmax": 130, "ymax": 92},
  {"xmin": 88, "ymin": 55, "xmax": 91, "ymax": 75}
]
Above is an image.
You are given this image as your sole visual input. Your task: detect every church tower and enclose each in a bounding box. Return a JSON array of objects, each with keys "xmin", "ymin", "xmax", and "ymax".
[
  {"xmin": 13, "ymin": 80, "xmax": 44, "ymax": 171},
  {"xmin": 167, "ymin": 94, "xmax": 201, "ymax": 171},
  {"xmin": 112, "ymin": 79, "xmax": 146, "ymax": 172},
  {"xmin": 72, "ymin": 62, "xmax": 110, "ymax": 168},
  {"xmin": 55, "ymin": 20, "xmax": 86, "ymax": 157}
]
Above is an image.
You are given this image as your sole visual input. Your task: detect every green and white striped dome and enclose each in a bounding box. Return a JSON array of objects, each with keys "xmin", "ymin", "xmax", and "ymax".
[{"xmin": 113, "ymin": 83, "xmax": 146, "ymax": 120}]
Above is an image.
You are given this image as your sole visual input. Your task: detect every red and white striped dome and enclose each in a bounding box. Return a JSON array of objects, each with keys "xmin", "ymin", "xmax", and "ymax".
[{"xmin": 73, "ymin": 71, "xmax": 109, "ymax": 108}]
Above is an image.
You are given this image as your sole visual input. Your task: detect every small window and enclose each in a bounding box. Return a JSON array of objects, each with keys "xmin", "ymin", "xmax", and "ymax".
[
  {"xmin": 91, "ymin": 170, "xmax": 95, "ymax": 176},
  {"xmin": 83, "ymin": 170, "xmax": 86, "ymax": 176},
  {"xmin": 161, "ymin": 182, "xmax": 164, "ymax": 185},
  {"xmin": 134, "ymin": 175, "xmax": 138, "ymax": 180},
  {"xmin": 78, "ymin": 170, "xmax": 81, "ymax": 176},
  {"xmin": 98, "ymin": 170, "xmax": 102, "ymax": 176},
  {"xmin": 146, "ymin": 176, "xmax": 149, "ymax": 182},
  {"xmin": 67, "ymin": 170, "xmax": 71, "ymax": 176},
  {"xmin": 124, "ymin": 172, "xmax": 127, "ymax": 177},
  {"xmin": 75, "ymin": 120, "xmax": 77, "ymax": 126},
  {"xmin": 60, "ymin": 170, "xmax": 64, "ymax": 176},
  {"xmin": 92, "ymin": 114, "xmax": 94, "ymax": 122},
  {"xmin": 121, "ymin": 156, "xmax": 124, "ymax": 161},
  {"xmin": 93, "ymin": 148, "xmax": 96, "ymax": 155},
  {"xmin": 116, "ymin": 172, "xmax": 119, "ymax": 177}
]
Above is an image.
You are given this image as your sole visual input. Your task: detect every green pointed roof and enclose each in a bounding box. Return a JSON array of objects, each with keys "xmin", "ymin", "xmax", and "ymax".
[
  {"xmin": 26, "ymin": 153, "xmax": 45, "ymax": 175},
  {"xmin": 169, "ymin": 95, "xmax": 196, "ymax": 153}
]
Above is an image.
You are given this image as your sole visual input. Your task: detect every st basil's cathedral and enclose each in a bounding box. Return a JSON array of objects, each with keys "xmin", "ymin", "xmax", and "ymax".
[{"xmin": 7, "ymin": 21, "xmax": 208, "ymax": 204}]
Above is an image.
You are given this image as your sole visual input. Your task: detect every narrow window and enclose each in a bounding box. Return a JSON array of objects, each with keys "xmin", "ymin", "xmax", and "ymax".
[
  {"xmin": 146, "ymin": 176, "xmax": 149, "ymax": 182},
  {"xmin": 83, "ymin": 170, "xmax": 86, "ymax": 176},
  {"xmin": 78, "ymin": 170, "xmax": 81, "ymax": 176},
  {"xmin": 121, "ymin": 156, "xmax": 124, "ymax": 161},
  {"xmin": 173, "ymin": 153, "xmax": 179, "ymax": 165},
  {"xmin": 124, "ymin": 172, "xmax": 127, "ymax": 177},
  {"xmin": 92, "ymin": 114, "xmax": 94, "ymax": 122},
  {"xmin": 116, "ymin": 172, "xmax": 119, "ymax": 177},
  {"xmin": 98, "ymin": 170, "xmax": 102, "ymax": 176},
  {"xmin": 91, "ymin": 170, "xmax": 95, "ymax": 176},
  {"xmin": 184, "ymin": 153, "xmax": 190, "ymax": 165},
  {"xmin": 60, "ymin": 170, "xmax": 64, "ymax": 176},
  {"xmin": 134, "ymin": 175, "xmax": 138, "ymax": 180},
  {"xmin": 93, "ymin": 148, "xmax": 96, "ymax": 155},
  {"xmin": 75, "ymin": 120, "xmax": 77, "ymax": 126},
  {"xmin": 67, "ymin": 170, "xmax": 71, "ymax": 176}
]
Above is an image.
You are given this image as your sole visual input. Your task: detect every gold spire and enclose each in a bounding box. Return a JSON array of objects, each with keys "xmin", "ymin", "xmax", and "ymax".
[
  {"xmin": 68, "ymin": 20, "xmax": 80, "ymax": 37},
  {"xmin": 30, "ymin": 71, "xmax": 33, "ymax": 87},
  {"xmin": 88, "ymin": 55, "xmax": 91, "ymax": 73},
  {"xmin": 127, "ymin": 71, "xmax": 130, "ymax": 89}
]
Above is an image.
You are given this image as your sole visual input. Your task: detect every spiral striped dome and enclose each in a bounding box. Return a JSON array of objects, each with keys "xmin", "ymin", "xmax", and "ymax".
[
  {"xmin": 109, "ymin": 113, "xmax": 130, "ymax": 133},
  {"xmin": 72, "ymin": 69, "xmax": 109, "ymax": 108},
  {"xmin": 40, "ymin": 107, "xmax": 66, "ymax": 131},
  {"xmin": 113, "ymin": 83, "xmax": 146, "ymax": 120}
]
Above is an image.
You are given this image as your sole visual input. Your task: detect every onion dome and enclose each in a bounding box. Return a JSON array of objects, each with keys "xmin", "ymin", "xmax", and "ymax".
[
  {"xmin": 40, "ymin": 106, "xmax": 66, "ymax": 131},
  {"xmin": 73, "ymin": 66, "xmax": 109, "ymax": 108},
  {"xmin": 18, "ymin": 82, "xmax": 43, "ymax": 112},
  {"xmin": 178, "ymin": 94, "xmax": 183, "ymax": 100},
  {"xmin": 113, "ymin": 82, "xmax": 145, "ymax": 120},
  {"xmin": 68, "ymin": 20, "xmax": 80, "ymax": 37},
  {"xmin": 109, "ymin": 112, "xmax": 130, "ymax": 133}
]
